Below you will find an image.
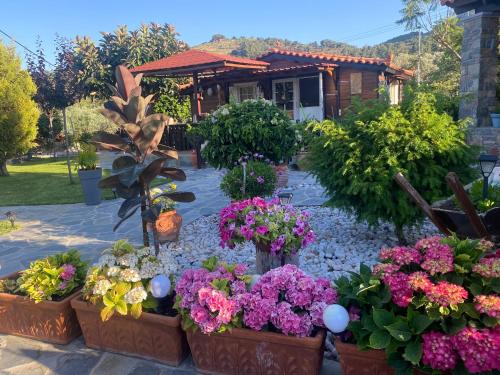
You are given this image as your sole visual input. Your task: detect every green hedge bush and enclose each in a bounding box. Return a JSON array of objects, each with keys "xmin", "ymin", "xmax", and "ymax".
[
  {"xmin": 308, "ymin": 91, "xmax": 478, "ymax": 241},
  {"xmin": 196, "ymin": 99, "xmax": 297, "ymax": 169}
]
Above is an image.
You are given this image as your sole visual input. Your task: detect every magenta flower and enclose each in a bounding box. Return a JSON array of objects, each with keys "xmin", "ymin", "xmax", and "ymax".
[
  {"xmin": 451, "ymin": 327, "xmax": 500, "ymax": 373},
  {"xmin": 422, "ymin": 331, "xmax": 458, "ymax": 371},
  {"xmin": 425, "ymin": 281, "xmax": 468, "ymax": 308},
  {"xmin": 60, "ymin": 264, "xmax": 76, "ymax": 281},
  {"xmin": 256, "ymin": 176, "xmax": 265, "ymax": 184}
]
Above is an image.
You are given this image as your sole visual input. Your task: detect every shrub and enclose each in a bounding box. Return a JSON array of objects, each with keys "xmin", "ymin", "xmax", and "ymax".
[
  {"xmin": 466, "ymin": 180, "xmax": 500, "ymax": 212},
  {"xmin": 15, "ymin": 250, "xmax": 88, "ymax": 303},
  {"xmin": 219, "ymin": 197, "xmax": 315, "ymax": 255},
  {"xmin": 335, "ymin": 236, "xmax": 499, "ymax": 374},
  {"xmin": 308, "ymin": 92, "xmax": 478, "ymax": 241},
  {"xmin": 196, "ymin": 99, "xmax": 297, "ymax": 169},
  {"xmin": 220, "ymin": 160, "xmax": 276, "ymax": 200},
  {"xmin": 82, "ymin": 240, "xmax": 178, "ymax": 321}
]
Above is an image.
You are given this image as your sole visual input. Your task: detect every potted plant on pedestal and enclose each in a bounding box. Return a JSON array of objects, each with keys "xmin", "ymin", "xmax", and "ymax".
[
  {"xmin": 71, "ymin": 240, "xmax": 189, "ymax": 366},
  {"xmin": 0, "ymin": 250, "xmax": 87, "ymax": 344},
  {"xmin": 75, "ymin": 144, "xmax": 102, "ymax": 205},
  {"xmin": 333, "ymin": 236, "xmax": 499, "ymax": 374},
  {"xmin": 219, "ymin": 197, "xmax": 315, "ymax": 273},
  {"xmin": 175, "ymin": 257, "xmax": 337, "ymax": 375},
  {"xmin": 149, "ymin": 183, "xmax": 183, "ymax": 242}
]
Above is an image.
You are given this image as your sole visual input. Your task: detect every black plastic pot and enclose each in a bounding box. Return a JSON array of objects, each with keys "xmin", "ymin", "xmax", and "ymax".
[{"xmin": 78, "ymin": 168, "xmax": 102, "ymax": 205}]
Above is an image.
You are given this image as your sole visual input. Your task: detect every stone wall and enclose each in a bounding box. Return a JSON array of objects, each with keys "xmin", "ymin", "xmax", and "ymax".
[
  {"xmin": 459, "ymin": 12, "xmax": 499, "ymax": 127},
  {"xmin": 467, "ymin": 127, "xmax": 500, "ymax": 155}
]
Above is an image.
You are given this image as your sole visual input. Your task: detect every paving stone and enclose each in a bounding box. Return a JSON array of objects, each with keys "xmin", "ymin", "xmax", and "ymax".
[
  {"xmin": 54, "ymin": 352, "xmax": 102, "ymax": 375},
  {"xmin": 90, "ymin": 352, "xmax": 140, "ymax": 375},
  {"xmin": 127, "ymin": 364, "xmax": 162, "ymax": 375}
]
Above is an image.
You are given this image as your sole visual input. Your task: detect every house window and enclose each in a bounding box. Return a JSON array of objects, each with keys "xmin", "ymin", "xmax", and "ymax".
[
  {"xmin": 299, "ymin": 77, "xmax": 320, "ymax": 107},
  {"xmin": 350, "ymin": 72, "xmax": 362, "ymax": 95},
  {"xmin": 274, "ymin": 81, "xmax": 295, "ymax": 111},
  {"xmin": 229, "ymin": 83, "xmax": 258, "ymax": 103},
  {"xmin": 389, "ymin": 81, "xmax": 400, "ymax": 105}
]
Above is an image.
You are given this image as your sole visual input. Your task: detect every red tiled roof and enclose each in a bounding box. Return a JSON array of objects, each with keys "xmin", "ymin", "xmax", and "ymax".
[
  {"xmin": 131, "ymin": 49, "xmax": 268, "ymax": 74},
  {"xmin": 252, "ymin": 62, "xmax": 336, "ymax": 75},
  {"xmin": 259, "ymin": 49, "xmax": 413, "ymax": 76}
]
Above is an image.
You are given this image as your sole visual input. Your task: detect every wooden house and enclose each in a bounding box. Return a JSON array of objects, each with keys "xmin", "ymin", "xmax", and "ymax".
[{"xmin": 132, "ymin": 48, "xmax": 413, "ymax": 122}]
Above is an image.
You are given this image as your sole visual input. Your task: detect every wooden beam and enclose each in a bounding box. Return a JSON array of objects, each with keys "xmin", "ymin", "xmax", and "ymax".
[{"xmin": 192, "ymin": 72, "xmax": 201, "ymax": 122}]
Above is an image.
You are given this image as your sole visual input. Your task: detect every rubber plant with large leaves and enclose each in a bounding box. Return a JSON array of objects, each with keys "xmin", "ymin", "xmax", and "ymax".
[{"xmin": 94, "ymin": 66, "xmax": 195, "ymax": 254}]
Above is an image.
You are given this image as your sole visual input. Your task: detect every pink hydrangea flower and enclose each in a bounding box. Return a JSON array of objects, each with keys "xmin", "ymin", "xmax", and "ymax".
[
  {"xmin": 408, "ymin": 271, "xmax": 433, "ymax": 292},
  {"xmin": 474, "ymin": 295, "xmax": 500, "ymax": 318},
  {"xmin": 451, "ymin": 327, "xmax": 500, "ymax": 373},
  {"xmin": 420, "ymin": 241, "xmax": 454, "ymax": 275},
  {"xmin": 473, "ymin": 257, "xmax": 500, "ymax": 279},
  {"xmin": 379, "ymin": 246, "xmax": 421, "ymax": 265},
  {"xmin": 383, "ymin": 272, "xmax": 413, "ymax": 307},
  {"xmin": 422, "ymin": 331, "xmax": 458, "ymax": 371},
  {"xmin": 372, "ymin": 263, "xmax": 400, "ymax": 278},
  {"xmin": 425, "ymin": 281, "xmax": 468, "ymax": 308}
]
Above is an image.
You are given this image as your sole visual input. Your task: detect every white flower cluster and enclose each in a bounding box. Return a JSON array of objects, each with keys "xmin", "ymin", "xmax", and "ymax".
[
  {"xmin": 93, "ymin": 279, "xmax": 111, "ymax": 296},
  {"xmin": 119, "ymin": 268, "xmax": 141, "ymax": 282},
  {"xmin": 138, "ymin": 259, "xmax": 161, "ymax": 279},
  {"xmin": 124, "ymin": 286, "xmax": 148, "ymax": 305}
]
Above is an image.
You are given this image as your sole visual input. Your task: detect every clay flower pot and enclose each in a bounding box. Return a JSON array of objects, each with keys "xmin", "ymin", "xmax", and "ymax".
[
  {"xmin": 187, "ymin": 327, "xmax": 325, "ymax": 375},
  {"xmin": 156, "ymin": 210, "xmax": 183, "ymax": 242},
  {"xmin": 336, "ymin": 341, "xmax": 427, "ymax": 375},
  {"xmin": 0, "ymin": 272, "xmax": 81, "ymax": 344},
  {"xmin": 274, "ymin": 163, "xmax": 289, "ymax": 188},
  {"xmin": 71, "ymin": 296, "xmax": 189, "ymax": 366},
  {"xmin": 254, "ymin": 241, "xmax": 299, "ymax": 274}
]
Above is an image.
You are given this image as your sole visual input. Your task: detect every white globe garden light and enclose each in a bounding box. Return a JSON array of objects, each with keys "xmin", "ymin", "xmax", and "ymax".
[
  {"xmin": 150, "ymin": 274, "xmax": 171, "ymax": 298},
  {"xmin": 323, "ymin": 304, "xmax": 350, "ymax": 333}
]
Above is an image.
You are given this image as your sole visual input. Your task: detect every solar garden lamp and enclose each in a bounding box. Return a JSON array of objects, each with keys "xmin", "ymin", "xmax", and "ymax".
[
  {"xmin": 478, "ymin": 154, "xmax": 498, "ymax": 199},
  {"xmin": 277, "ymin": 190, "xmax": 293, "ymax": 205}
]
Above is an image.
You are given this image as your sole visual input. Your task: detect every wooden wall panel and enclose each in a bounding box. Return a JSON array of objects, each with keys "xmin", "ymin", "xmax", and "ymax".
[{"xmin": 338, "ymin": 69, "xmax": 380, "ymax": 114}]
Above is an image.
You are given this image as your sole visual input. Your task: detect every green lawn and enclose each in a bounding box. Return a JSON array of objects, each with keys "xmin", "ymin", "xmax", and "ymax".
[
  {"xmin": 0, "ymin": 220, "xmax": 20, "ymax": 235},
  {"xmin": 0, "ymin": 158, "xmax": 165, "ymax": 206}
]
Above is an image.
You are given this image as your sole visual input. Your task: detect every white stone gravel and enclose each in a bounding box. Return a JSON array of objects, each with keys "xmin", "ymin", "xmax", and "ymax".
[{"xmin": 162, "ymin": 206, "xmax": 439, "ymax": 280}]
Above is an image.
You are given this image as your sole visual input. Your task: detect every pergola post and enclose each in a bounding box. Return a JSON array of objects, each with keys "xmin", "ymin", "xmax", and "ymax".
[{"xmin": 192, "ymin": 71, "xmax": 202, "ymax": 123}]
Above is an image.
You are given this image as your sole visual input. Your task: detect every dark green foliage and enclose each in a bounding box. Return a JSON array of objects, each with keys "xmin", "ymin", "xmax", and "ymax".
[
  {"xmin": 196, "ymin": 100, "xmax": 297, "ymax": 169},
  {"xmin": 152, "ymin": 91, "xmax": 191, "ymax": 123},
  {"xmin": 458, "ymin": 179, "xmax": 500, "ymax": 213},
  {"xmin": 220, "ymin": 161, "xmax": 277, "ymax": 200},
  {"xmin": 308, "ymin": 91, "xmax": 478, "ymax": 237}
]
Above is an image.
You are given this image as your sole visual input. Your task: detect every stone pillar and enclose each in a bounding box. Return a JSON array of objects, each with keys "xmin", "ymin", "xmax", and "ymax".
[{"xmin": 459, "ymin": 12, "xmax": 499, "ymax": 127}]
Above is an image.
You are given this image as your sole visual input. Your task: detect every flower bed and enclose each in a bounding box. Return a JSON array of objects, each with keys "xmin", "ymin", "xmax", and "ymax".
[
  {"xmin": 335, "ymin": 236, "xmax": 500, "ymax": 374},
  {"xmin": 175, "ymin": 258, "xmax": 336, "ymax": 374}
]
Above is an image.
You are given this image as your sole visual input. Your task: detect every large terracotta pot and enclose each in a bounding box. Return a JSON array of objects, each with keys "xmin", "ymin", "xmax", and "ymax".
[
  {"xmin": 71, "ymin": 296, "xmax": 189, "ymax": 366},
  {"xmin": 0, "ymin": 272, "xmax": 81, "ymax": 344},
  {"xmin": 336, "ymin": 341, "xmax": 427, "ymax": 375},
  {"xmin": 156, "ymin": 210, "xmax": 183, "ymax": 242},
  {"xmin": 254, "ymin": 241, "xmax": 299, "ymax": 274},
  {"xmin": 187, "ymin": 327, "xmax": 325, "ymax": 375},
  {"xmin": 274, "ymin": 163, "xmax": 289, "ymax": 188}
]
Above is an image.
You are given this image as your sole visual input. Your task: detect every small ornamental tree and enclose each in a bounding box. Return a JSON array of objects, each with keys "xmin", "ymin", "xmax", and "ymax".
[
  {"xmin": 195, "ymin": 99, "xmax": 297, "ymax": 169},
  {"xmin": 0, "ymin": 42, "xmax": 39, "ymax": 176},
  {"xmin": 308, "ymin": 92, "xmax": 478, "ymax": 242}
]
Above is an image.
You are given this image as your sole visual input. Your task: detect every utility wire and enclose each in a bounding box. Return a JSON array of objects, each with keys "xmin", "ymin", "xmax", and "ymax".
[{"xmin": 0, "ymin": 28, "xmax": 55, "ymax": 67}]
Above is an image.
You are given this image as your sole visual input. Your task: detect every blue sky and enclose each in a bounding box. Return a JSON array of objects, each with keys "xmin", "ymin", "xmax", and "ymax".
[{"xmin": 1, "ymin": 0, "xmax": 409, "ymax": 64}]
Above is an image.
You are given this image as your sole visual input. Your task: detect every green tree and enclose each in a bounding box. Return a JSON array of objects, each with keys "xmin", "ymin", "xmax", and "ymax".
[
  {"xmin": 0, "ymin": 42, "xmax": 39, "ymax": 176},
  {"xmin": 308, "ymin": 91, "xmax": 478, "ymax": 243}
]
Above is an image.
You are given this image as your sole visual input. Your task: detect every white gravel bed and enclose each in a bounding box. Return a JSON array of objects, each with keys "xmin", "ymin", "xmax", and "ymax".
[{"xmin": 163, "ymin": 206, "xmax": 439, "ymax": 280}]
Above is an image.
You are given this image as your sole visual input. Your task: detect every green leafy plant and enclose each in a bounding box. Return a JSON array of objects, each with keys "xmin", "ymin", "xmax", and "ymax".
[
  {"xmin": 308, "ymin": 91, "xmax": 478, "ymax": 242},
  {"xmin": 75, "ymin": 143, "xmax": 98, "ymax": 170},
  {"xmin": 220, "ymin": 160, "xmax": 277, "ymax": 200},
  {"xmin": 82, "ymin": 240, "xmax": 177, "ymax": 321},
  {"xmin": 467, "ymin": 180, "xmax": 500, "ymax": 213},
  {"xmin": 150, "ymin": 183, "xmax": 178, "ymax": 213},
  {"xmin": 195, "ymin": 99, "xmax": 297, "ymax": 169},
  {"xmin": 335, "ymin": 236, "xmax": 499, "ymax": 374},
  {"xmin": 16, "ymin": 250, "xmax": 88, "ymax": 303},
  {"xmin": 93, "ymin": 66, "xmax": 195, "ymax": 254}
]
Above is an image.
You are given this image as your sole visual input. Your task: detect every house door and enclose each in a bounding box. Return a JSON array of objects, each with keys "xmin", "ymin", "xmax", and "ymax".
[
  {"xmin": 298, "ymin": 75, "xmax": 323, "ymax": 121},
  {"xmin": 273, "ymin": 79, "xmax": 295, "ymax": 118}
]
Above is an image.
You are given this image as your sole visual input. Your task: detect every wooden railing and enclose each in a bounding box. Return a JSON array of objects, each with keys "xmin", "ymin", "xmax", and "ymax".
[{"xmin": 162, "ymin": 123, "xmax": 191, "ymax": 151}]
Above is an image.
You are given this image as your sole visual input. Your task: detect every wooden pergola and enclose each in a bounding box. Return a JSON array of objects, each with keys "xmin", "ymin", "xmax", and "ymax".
[{"xmin": 131, "ymin": 49, "xmax": 269, "ymax": 122}]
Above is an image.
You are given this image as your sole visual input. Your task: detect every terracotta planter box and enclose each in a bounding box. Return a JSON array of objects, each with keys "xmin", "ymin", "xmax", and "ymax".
[
  {"xmin": 187, "ymin": 327, "xmax": 325, "ymax": 375},
  {"xmin": 0, "ymin": 272, "xmax": 81, "ymax": 344},
  {"xmin": 71, "ymin": 297, "xmax": 189, "ymax": 366},
  {"xmin": 336, "ymin": 341, "xmax": 427, "ymax": 375}
]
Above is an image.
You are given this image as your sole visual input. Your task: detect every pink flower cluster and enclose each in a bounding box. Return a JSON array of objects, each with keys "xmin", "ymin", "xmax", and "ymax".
[
  {"xmin": 219, "ymin": 197, "xmax": 315, "ymax": 255},
  {"xmin": 239, "ymin": 264, "xmax": 337, "ymax": 337},
  {"xmin": 474, "ymin": 295, "xmax": 500, "ymax": 318},
  {"xmin": 473, "ymin": 256, "xmax": 500, "ymax": 279},
  {"xmin": 423, "ymin": 328, "xmax": 500, "ymax": 373},
  {"xmin": 382, "ymin": 272, "xmax": 413, "ymax": 307},
  {"xmin": 416, "ymin": 237, "xmax": 454, "ymax": 275},
  {"xmin": 425, "ymin": 281, "xmax": 468, "ymax": 308},
  {"xmin": 59, "ymin": 264, "xmax": 76, "ymax": 290},
  {"xmin": 379, "ymin": 246, "xmax": 421, "ymax": 265},
  {"xmin": 175, "ymin": 262, "xmax": 248, "ymax": 334},
  {"xmin": 176, "ymin": 262, "xmax": 337, "ymax": 337}
]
